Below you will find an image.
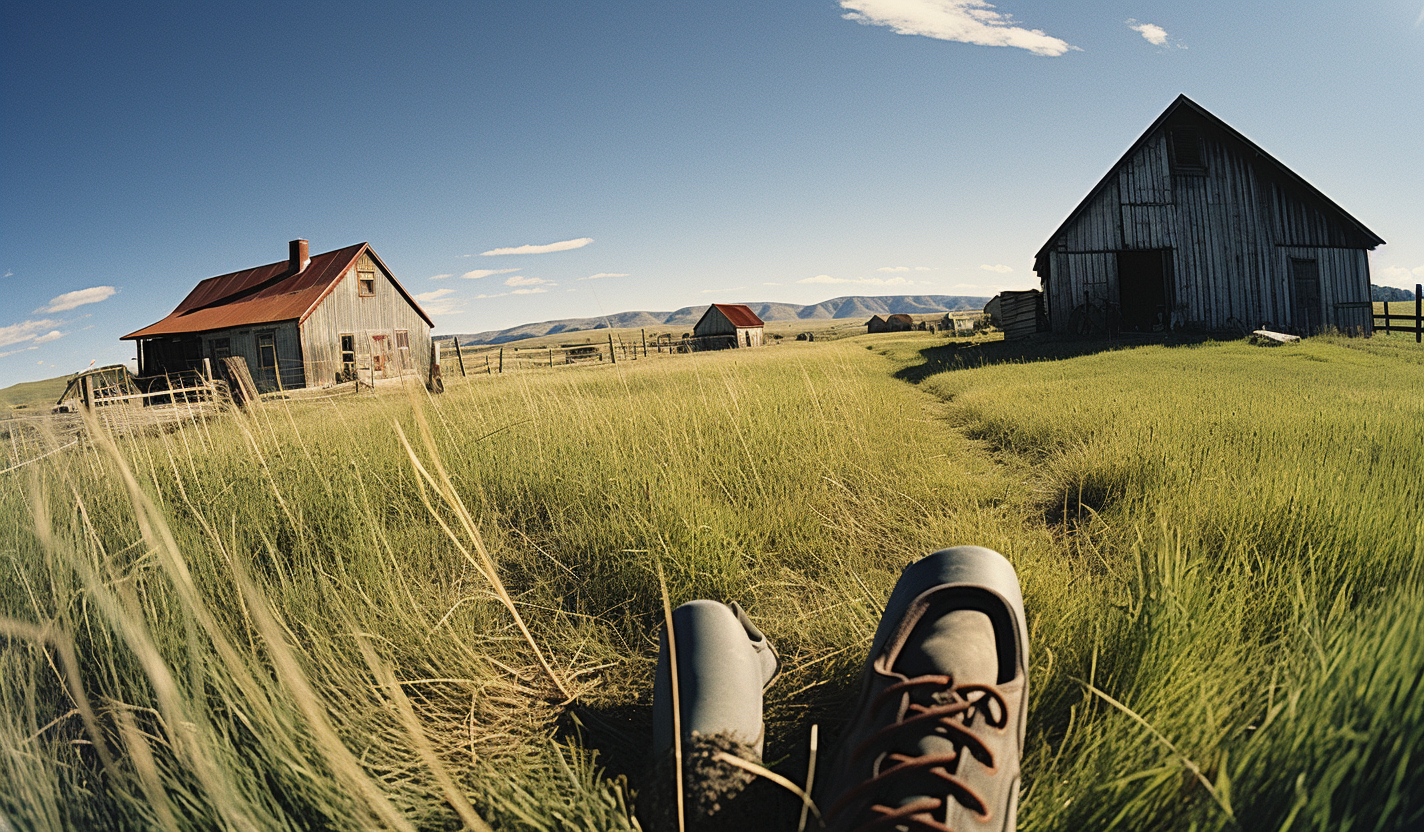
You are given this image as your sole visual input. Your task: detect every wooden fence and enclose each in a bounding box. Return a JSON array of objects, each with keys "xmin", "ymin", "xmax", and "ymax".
[
  {"xmin": 440, "ymin": 329, "xmax": 694, "ymax": 378},
  {"xmin": 1375, "ymin": 283, "xmax": 1423, "ymax": 343}
]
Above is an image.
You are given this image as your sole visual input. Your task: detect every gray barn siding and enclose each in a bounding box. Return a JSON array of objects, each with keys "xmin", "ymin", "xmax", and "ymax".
[
  {"xmin": 300, "ymin": 251, "xmax": 432, "ymax": 385},
  {"xmin": 1043, "ymin": 122, "xmax": 1374, "ymax": 334},
  {"xmin": 197, "ymin": 322, "xmax": 305, "ymax": 392}
]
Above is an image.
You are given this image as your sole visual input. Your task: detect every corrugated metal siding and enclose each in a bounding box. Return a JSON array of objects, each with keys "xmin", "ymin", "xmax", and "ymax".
[
  {"xmin": 299, "ymin": 252, "xmax": 432, "ymax": 385},
  {"xmin": 1044, "ymin": 124, "xmax": 1372, "ymax": 334}
]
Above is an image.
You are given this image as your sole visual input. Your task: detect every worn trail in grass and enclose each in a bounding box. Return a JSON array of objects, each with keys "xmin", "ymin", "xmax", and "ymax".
[{"xmin": 2, "ymin": 333, "xmax": 1421, "ymax": 830}]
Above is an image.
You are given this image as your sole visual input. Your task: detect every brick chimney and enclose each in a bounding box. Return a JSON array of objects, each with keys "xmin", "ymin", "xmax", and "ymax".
[{"xmin": 289, "ymin": 239, "xmax": 310, "ymax": 273}]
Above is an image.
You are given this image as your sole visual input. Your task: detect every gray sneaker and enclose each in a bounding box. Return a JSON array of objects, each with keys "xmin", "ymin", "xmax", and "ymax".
[
  {"xmin": 820, "ymin": 546, "xmax": 1029, "ymax": 832},
  {"xmin": 651, "ymin": 600, "xmax": 781, "ymax": 822}
]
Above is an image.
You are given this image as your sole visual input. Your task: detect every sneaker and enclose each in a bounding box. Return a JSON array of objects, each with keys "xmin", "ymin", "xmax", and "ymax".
[
  {"xmin": 820, "ymin": 546, "xmax": 1029, "ymax": 831},
  {"xmin": 651, "ymin": 600, "xmax": 781, "ymax": 820}
]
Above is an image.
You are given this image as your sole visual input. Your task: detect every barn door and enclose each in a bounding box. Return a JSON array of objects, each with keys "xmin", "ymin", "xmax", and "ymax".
[
  {"xmin": 1117, "ymin": 250, "xmax": 1169, "ymax": 332},
  {"xmin": 1291, "ymin": 258, "xmax": 1322, "ymax": 333},
  {"xmin": 371, "ymin": 334, "xmax": 389, "ymax": 377}
]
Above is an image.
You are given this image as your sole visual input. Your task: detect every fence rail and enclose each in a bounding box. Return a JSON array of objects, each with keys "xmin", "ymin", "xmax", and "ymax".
[{"xmin": 1374, "ymin": 283, "xmax": 1423, "ymax": 343}]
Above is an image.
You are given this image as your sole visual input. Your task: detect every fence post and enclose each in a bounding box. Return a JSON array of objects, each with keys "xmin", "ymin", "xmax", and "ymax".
[
  {"xmin": 498, "ymin": 348, "xmax": 504, "ymax": 373},
  {"xmin": 1406, "ymin": 282, "xmax": 1418, "ymax": 341},
  {"xmin": 608, "ymin": 333, "xmax": 616, "ymax": 365},
  {"xmin": 485, "ymin": 354, "xmax": 491, "ymax": 374},
  {"xmin": 81, "ymin": 375, "xmax": 93, "ymax": 411},
  {"xmin": 642, "ymin": 329, "xmax": 648, "ymax": 357},
  {"xmin": 549, "ymin": 348, "xmax": 553, "ymax": 368},
  {"xmin": 453, "ymin": 337, "xmax": 467, "ymax": 377}
]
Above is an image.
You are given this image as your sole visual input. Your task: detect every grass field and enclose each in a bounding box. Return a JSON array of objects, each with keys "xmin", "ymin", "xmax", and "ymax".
[{"xmin": 2, "ymin": 331, "xmax": 1421, "ymax": 830}]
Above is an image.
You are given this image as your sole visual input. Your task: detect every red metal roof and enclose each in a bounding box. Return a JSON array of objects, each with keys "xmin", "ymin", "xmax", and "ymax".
[
  {"xmin": 710, "ymin": 303, "xmax": 764, "ymax": 328},
  {"xmin": 122, "ymin": 243, "xmax": 432, "ymax": 339}
]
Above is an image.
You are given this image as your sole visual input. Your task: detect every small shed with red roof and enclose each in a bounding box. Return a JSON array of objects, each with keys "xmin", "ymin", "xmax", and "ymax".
[
  {"xmin": 123, "ymin": 239, "xmax": 432, "ymax": 392},
  {"xmin": 692, "ymin": 303, "xmax": 765, "ymax": 349}
]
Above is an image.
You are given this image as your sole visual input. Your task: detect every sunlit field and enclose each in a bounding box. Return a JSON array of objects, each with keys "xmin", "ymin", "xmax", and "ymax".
[{"xmin": 2, "ymin": 331, "xmax": 1421, "ymax": 830}]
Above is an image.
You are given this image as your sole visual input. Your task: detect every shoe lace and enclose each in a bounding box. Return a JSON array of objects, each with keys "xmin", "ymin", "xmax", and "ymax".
[{"xmin": 828, "ymin": 674, "xmax": 1008, "ymax": 832}]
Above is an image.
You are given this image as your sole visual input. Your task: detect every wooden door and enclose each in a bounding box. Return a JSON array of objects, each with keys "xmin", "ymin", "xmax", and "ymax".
[{"xmin": 1292, "ymin": 258, "xmax": 1322, "ymax": 333}]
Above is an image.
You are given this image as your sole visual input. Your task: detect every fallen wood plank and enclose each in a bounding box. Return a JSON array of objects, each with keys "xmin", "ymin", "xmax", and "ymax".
[{"xmin": 1250, "ymin": 329, "xmax": 1300, "ymax": 345}]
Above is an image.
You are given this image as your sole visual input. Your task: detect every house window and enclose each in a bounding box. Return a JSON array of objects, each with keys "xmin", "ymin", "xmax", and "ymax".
[
  {"xmin": 340, "ymin": 334, "xmax": 355, "ymax": 376},
  {"xmin": 358, "ymin": 270, "xmax": 376, "ymax": 296},
  {"xmin": 257, "ymin": 333, "xmax": 276, "ymax": 367},
  {"xmin": 395, "ymin": 330, "xmax": 409, "ymax": 351},
  {"xmin": 209, "ymin": 338, "xmax": 231, "ymax": 362},
  {"xmin": 1169, "ymin": 127, "xmax": 1205, "ymax": 172}
]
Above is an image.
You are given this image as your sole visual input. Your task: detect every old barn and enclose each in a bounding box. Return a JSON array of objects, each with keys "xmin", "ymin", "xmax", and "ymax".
[
  {"xmin": 1035, "ymin": 95, "xmax": 1385, "ymax": 336},
  {"xmin": 693, "ymin": 303, "xmax": 765, "ymax": 348},
  {"xmin": 123, "ymin": 240, "xmax": 432, "ymax": 392}
]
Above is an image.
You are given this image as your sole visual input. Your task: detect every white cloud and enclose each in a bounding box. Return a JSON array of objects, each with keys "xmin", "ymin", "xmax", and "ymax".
[
  {"xmin": 504, "ymin": 275, "xmax": 552, "ymax": 287},
  {"xmin": 421, "ymin": 297, "xmax": 464, "ymax": 316},
  {"xmin": 0, "ymin": 319, "xmax": 62, "ymax": 349},
  {"xmin": 877, "ymin": 266, "xmax": 911, "ymax": 272},
  {"xmin": 0, "ymin": 345, "xmax": 39, "ymax": 359},
  {"xmin": 414, "ymin": 288, "xmax": 455, "ymax": 302},
  {"xmin": 1126, "ymin": 19, "xmax": 1183, "ymax": 48},
  {"xmin": 429, "ymin": 273, "xmax": 454, "ymax": 280},
  {"xmin": 480, "ymin": 237, "xmax": 593, "ymax": 256},
  {"xmin": 980, "ymin": 264, "xmax": 1013, "ymax": 273},
  {"xmin": 701, "ymin": 286, "xmax": 748, "ymax": 293},
  {"xmin": 38, "ymin": 286, "xmax": 117, "ymax": 313},
  {"xmin": 915, "ymin": 266, "xmax": 932, "ymax": 271},
  {"xmin": 461, "ymin": 268, "xmax": 522, "ymax": 280},
  {"xmin": 581, "ymin": 272, "xmax": 629, "ymax": 280},
  {"xmin": 32, "ymin": 330, "xmax": 64, "ymax": 345},
  {"xmin": 840, "ymin": 0, "xmax": 1078, "ymax": 57},
  {"xmin": 475, "ymin": 287, "xmax": 550, "ymax": 299},
  {"xmin": 3, "ymin": 271, "xmax": 12, "ymax": 278},
  {"xmin": 1377, "ymin": 265, "xmax": 1424, "ymax": 287},
  {"xmin": 763, "ymin": 282, "xmax": 782, "ymax": 286},
  {"xmin": 798, "ymin": 274, "xmax": 912, "ymax": 286}
]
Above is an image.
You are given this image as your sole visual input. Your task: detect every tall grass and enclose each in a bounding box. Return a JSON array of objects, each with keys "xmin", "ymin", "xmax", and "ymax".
[{"xmin": 2, "ymin": 334, "xmax": 1421, "ymax": 830}]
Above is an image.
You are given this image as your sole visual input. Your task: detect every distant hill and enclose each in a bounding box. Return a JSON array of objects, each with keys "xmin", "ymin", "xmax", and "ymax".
[
  {"xmin": 0, "ymin": 375, "xmax": 70, "ymax": 412},
  {"xmin": 1372, "ymin": 284, "xmax": 1417, "ymax": 302},
  {"xmin": 441, "ymin": 294, "xmax": 992, "ymax": 345}
]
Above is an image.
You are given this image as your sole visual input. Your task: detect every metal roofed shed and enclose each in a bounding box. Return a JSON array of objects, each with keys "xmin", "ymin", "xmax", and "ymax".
[
  {"xmin": 1034, "ymin": 94, "xmax": 1384, "ymax": 337},
  {"xmin": 692, "ymin": 303, "xmax": 765, "ymax": 349},
  {"xmin": 123, "ymin": 240, "xmax": 433, "ymax": 393}
]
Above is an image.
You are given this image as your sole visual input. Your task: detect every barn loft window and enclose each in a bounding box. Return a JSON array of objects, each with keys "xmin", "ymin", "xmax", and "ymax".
[
  {"xmin": 1169, "ymin": 126, "xmax": 1205, "ymax": 173},
  {"xmin": 358, "ymin": 270, "xmax": 376, "ymax": 296}
]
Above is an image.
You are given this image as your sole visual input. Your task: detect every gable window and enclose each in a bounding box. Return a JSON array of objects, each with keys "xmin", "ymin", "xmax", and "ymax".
[
  {"xmin": 1169, "ymin": 127, "xmax": 1205, "ymax": 173},
  {"xmin": 358, "ymin": 270, "xmax": 376, "ymax": 296},
  {"xmin": 257, "ymin": 332, "xmax": 277, "ymax": 370}
]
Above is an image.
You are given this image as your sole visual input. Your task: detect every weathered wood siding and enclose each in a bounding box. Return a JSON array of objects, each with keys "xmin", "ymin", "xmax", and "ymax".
[
  {"xmin": 195, "ymin": 322, "xmax": 305, "ymax": 392},
  {"xmin": 694, "ymin": 307, "xmax": 737, "ymax": 337},
  {"xmin": 300, "ymin": 251, "xmax": 432, "ymax": 385},
  {"xmin": 1042, "ymin": 123, "xmax": 1374, "ymax": 334}
]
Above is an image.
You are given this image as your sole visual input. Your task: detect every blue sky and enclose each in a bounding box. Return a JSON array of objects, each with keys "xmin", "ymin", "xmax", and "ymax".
[{"xmin": 3, "ymin": 1, "xmax": 1421, "ymax": 387}]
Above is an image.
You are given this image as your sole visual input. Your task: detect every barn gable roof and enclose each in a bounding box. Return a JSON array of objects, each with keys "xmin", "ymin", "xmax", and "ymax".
[
  {"xmin": 1033, "ymin": 94, "xmax": 1385, "ymax": 275},
  {"xmin": 706, "ymin": 303, "xmax": 764, "ymax": 328},
  {"xmin": 122, "ymin": 242, "xmax": 433, "ymax": 340}
]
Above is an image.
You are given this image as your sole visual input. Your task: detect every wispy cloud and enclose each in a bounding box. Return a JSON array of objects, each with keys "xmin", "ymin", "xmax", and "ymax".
[
  {"xmin": 581, "ymin": 272, "xmax": 629, "ymax": 280},
  {"xmin": 915, "ymin": 266, "xmax": 931, "ymax": 271},
  {"xmin": 840, "ymin": 0, "xmax": 1078, "ymax": 57},
  {"xmin": 480, "ymin": 237, "xmax": 593, "ymax": 256},
  {"xmin": 33, "ymin": 330, "xmax": 65, "ymax": 344},
  {"xmin": 504, "ymin": 275, "xmax": 552, "ymax": 287},
  {"xmin": 428, "ymin": 273, "xmax": 454, "ymax": 280},
  {"xmin": 414, "ymin": 288, "xmax": 455, "ymax": 302},
  {"xmin": 1, "ymin": 318, "xmax": 62, "ymax": 349},
  {"xmin": 877, "ymin": 266, "xmax": 911, "ymax": 272},
  {"xmin": 701, "ymin": 286, "xmax": 748, "ymax": 293},
  {"xmin": 38, "ymin": 286, "xmax": 117, "ymax": 313},
  {"xmin": 1126, "ymin": 19, "xmax": 1183, "ymax": 48},
  {"xmin": 3, "ymin": 271, "xmax": 12, "ymax": 278},
  {"xmin": 0, "ymin": 345, "xmax": 39, "ymax": 359},
  {"xmin": 798, "ymin": 274, "xmax": 912, "ymax": 286},
  {"xmin": 475, "ymin": 287, "xmax": 550, "ymax": 299},
  {"xmin": 1378, "ymin": 264, "xmax": 1424, "ymax": 286},
  {"xmin": 461, "ymin": 268, "xmax": 522, "ymax": 280},
  {"xmin": 980, "ymin": 264, "xmax": 1013, "ymax": 273}
]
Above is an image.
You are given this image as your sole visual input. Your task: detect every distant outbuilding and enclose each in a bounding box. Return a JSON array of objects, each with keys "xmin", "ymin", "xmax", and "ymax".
[
  {"xmin": 867, "ymin": 313, "xmax": 914, "ymax": 333},
  {"xmin": 1034, "ymin": 94, "xmax": 1384, "ymax": 336},
  {"xmin": 123, "ymin": 240, "xmax": 432, "ymax": 392},
  {"xmin": 866, "ymin": 314, "xmax": 888, "ymax": 333},
  {"xmin": 693, "ymin": 303, "xmax": 765, "ymax": 348}
]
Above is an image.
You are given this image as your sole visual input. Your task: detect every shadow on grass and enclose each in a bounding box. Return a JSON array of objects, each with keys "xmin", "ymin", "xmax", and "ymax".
[{"xmin": 892, "ymin": 332, "xmax": 1223, "ymax": 384}]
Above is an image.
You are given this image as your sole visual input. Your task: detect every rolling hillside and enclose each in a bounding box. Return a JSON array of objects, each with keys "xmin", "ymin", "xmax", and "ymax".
[{"xmin": 441, "ymin": 294, "xmax": 991, "ymax": 345}]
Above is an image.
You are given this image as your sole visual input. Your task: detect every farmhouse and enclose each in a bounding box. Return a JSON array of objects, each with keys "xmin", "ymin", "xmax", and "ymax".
[
  {"xmin": 1034, "ymin": 94, "xmax": 1385, "ymax": 336},
  {"xmin": 123, "ymin": 240, "xmax": 432, "ymax": 392},
  {"xmin": 693, "ymin": 303, "xmax": 764, "ymax": 348}
]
